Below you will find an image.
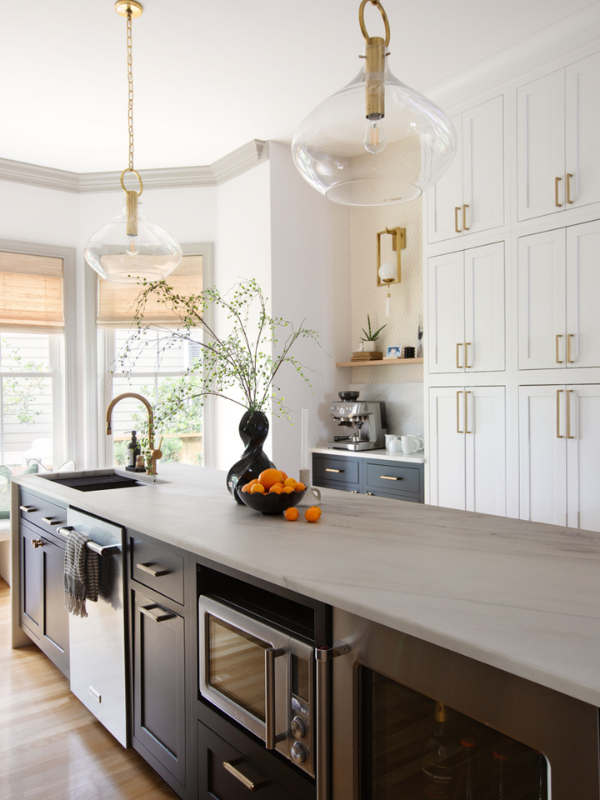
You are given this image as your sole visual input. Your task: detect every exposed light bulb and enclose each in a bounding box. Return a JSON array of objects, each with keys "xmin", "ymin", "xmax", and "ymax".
[
  {"xmin": 364, "ymin": 118, "xmax": 386, "ymax": 154},
  {"xmin": 127, "ymin": 236, "xmax": 139, "ymax": 257}
]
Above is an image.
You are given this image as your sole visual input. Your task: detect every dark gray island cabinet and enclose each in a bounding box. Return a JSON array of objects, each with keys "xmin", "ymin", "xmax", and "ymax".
[
  {"xmin": 312, "ymin": 452, "xmax": 424, "ymax": 503},
  {"xmin": 11, "ymin": 469, "xmax": 600, "ymax": 800}
]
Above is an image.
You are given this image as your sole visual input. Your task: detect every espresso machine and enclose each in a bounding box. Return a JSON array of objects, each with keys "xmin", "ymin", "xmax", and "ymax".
[{"xmin": 328, "ymin": 392, "xmax": 387, "ymax": 451}]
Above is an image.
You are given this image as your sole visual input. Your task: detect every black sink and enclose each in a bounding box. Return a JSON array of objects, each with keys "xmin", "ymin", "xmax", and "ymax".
[{"xmin": 48, "ymin": 473, "xmax": 147, "ymax": 492}]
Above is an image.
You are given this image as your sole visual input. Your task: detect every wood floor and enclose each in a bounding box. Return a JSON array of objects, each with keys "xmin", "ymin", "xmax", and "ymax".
[{"xmin": 0, "ymin": 577, "xmax": 178, "ymax": 799}]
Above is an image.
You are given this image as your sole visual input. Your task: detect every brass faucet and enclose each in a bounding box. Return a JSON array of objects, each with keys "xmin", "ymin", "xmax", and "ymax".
[{"xmin": 106, "ymin": 393, "xmax": 162, "ymax": 475}]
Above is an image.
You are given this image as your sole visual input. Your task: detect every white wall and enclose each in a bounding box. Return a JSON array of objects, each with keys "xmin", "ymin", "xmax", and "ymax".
[{"xmin": 268, "ymin": 143, "xmax": 351, "ymax": 478}]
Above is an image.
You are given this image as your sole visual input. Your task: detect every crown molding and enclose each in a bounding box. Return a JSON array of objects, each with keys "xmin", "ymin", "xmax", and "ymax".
[
  {"xmin": 0, "ymin": 139, "xmax": 268, "ymax": 195},
  {"xmin": 426, "ymin": 3, "xmax": 600, "ymax": 108}
]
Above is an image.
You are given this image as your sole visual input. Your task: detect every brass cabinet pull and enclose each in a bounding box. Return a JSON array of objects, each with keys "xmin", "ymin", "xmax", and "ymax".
[
  {"xmin": 19, "ymin": 505, "xmax": 36, "ymax": 513},
  {"xmin": 32, "ymin": 538, "xmax": 44, "ymax": 548},
  {"xmin": 136, "ymin": 562, "xmax": 170, "ymax": 578},
  {"xmin": 41, "ymin": 517, "xmax": 61, "ymax": 526},
  {"xmin": 464, "ymin": 342, "xmax": 472, "ymax": 368},
  {"xmin": 351, "ymin": 490, "xmax": 359, "ymax": 493},
  {"xmin": 555, "ymin": 176, "xmax": 562, "ymax": 207},
  {"xmin": 140, "ymin": 604, "xmax": 176, "ymax": 623},
  {"xmin": 366, "ymin": 491, "xmax": 374, "ymax": 496},
  {"xmin": 380, "ymin": 475, "xmax": 402, "ymax": 481},
  {"xmin": 555, "ymin": 334, "xmax": 563, "ymax": 364},
  {"xmin": 222, "ymin": 759, "xmax": 267, "ymax": 792},
  {"xmin": 454, "ymin": 206, "xmax": 462, "ymax": 233},
  {"xmin": 456, "ymin": 342, "xmax": 463, "ymax": 369},
  {"xmin": 567, "ymin": 333, "xmax": 575, "ymax": 364},
  {"xmin": 325, "ymin": 468, "xmax": 342, "ymax": 473},
  {"xmin": 456, "ymin": 391, "xmax": 463, "ymax": 434},
  {"xmin": 462, "ymin": 204, "xmax": 470, "ymax": 231},
  {"xmin": 556, "ymin": 390, "xmax": 564, "ymax": 438},
  {"xmin": 465, "ymin": 391, "xmax": 472, "ymax": 434},
  {"xmin": 566, "ymin": 173, "xmax": 574, "ymax": 204},
  {"xmin": 566, "ymin": 390, "xmax": 576, "ymax": 439}
]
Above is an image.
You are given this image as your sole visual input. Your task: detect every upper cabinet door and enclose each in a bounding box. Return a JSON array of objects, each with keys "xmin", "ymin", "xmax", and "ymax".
[
  {"xmin": 565, "ymin": 52, "xmax": 600, "ymax": 210},
  {"xmin": 427, "ymin": 114, "xmax": 463, "ymax": 243},
  {"xmin": 427, "ymin": 251, "xmax": 465, "ymax": 373},
  {"xmin": 566, "ymin": 219, "xmax": 600, "ymax": 369},
  {"xmin": 464, "ymin": 242, "xmax": 505, "ymax": 372},
  {"xmin": 518, "ymin": 229, "xmax": 566, "ymax": 369},
  {"xmin": 462, "ymin": 96, "xmax": 504, "ymax": 235},
  {"xmin": 517, "ymin": 70, "xmax": 566, "ymax": 221}
]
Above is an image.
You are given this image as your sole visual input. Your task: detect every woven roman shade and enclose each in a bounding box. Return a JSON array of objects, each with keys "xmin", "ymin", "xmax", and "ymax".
[
  {"xmin": 0, "ymin": 251, "xmax": 64, "ymax": 333},
  {"xmin": 97, "ymin": 254, "xmax": 203, "ymax": 328}
]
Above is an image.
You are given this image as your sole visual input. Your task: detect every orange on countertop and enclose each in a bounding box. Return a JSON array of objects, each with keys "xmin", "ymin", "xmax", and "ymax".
[
  {"xmin": 284, "ymin": 507, "xmax": 299, "ymax": 521},
  {"xmin": 305, "ymin": 506, "xmax": 321, "ymax": 523}
]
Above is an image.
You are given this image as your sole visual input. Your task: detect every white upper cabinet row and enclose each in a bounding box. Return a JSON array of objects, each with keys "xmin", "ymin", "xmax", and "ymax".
[
  {"xmin": 427, "ymin": 96, "xmax": 504, "ymax": 243},
  {"xmin": 517, "ymin": 51, "xmax": 600, "ymax": 221},
  {"xmin": 518, "ymin": 219, "xmax": 600, "ymax": 370}
]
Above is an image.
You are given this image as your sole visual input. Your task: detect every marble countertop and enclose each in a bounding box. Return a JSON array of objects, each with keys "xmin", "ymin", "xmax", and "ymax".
[
  {"xmin": 311, "ymin": 447, "xmax": 425, "ymax": 464},
  {"xmin": 13, "ymin": 464, "xmax": 600, "ymax": 707}
]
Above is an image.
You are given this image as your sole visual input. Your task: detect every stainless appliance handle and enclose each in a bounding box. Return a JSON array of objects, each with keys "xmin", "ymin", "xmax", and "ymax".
[
  {"xmin": 315, "ymin": 643, "xmax": 351, "ymax": 800},
  {"xmin": 265, "ymin": 647, "xmax": 285, "ymax": 750},
  {"xmin": 57, "ymin": 526, "xmax": 122, "ymax": 557}
]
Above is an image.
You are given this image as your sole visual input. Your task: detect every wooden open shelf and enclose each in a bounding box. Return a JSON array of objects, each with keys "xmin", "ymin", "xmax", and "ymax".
[{"xmin": 336, "ymin": 357, "xmax": 424, "ymax": 367}]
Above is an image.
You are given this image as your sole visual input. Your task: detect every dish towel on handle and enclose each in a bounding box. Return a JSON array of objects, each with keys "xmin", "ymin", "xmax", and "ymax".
[{"xmin": 64, "ymin": 530, "xmax": 99, "ymax": 617}]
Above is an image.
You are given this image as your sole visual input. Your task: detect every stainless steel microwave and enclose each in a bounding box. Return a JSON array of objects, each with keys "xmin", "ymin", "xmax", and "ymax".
[{"xmin": 198, "ymin": 595, "xmax": 315, "ymax": 777}]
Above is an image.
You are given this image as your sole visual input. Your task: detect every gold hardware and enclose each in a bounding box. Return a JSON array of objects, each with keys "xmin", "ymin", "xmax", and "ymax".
[
  {"xmin": 136, "ymin": 562, "xmax": 170, "ymax": 577},
  {"xmin": 358, "ymin": 2, "xmax": 390, "ymax": 128},
  {"xmin": 567, "ymin": 390, "xmax": 576, "ymax": 439},
  {"xmin": 325, "ymin": 468, "xmax": 343, "ymax": 473},
  {"xmin": 114, "ymin": 2, "xmax": 143, "ymax": 18},
  {"xmin": 567, "ymin": 333, "xmax": 575, "ymax": 364},
  {"xmin": 555, "ymin": 334, "xmax": 563, "ymax": 364},
  {"xmin": 454, "ymin": 206, "xmax": 462, "ymax": 233},
  {"xmin": 222, "ymin": 760, "xmax": 267, "ymax": 792},
  {"xmin": 359, "ymin": 0, "xmax": 391, "ymax": 46},
  {"xmin": 462, "ymin": 204, "xmax": 470, "ymax": 231},
  {"xmin": 140, "ymin": 604, "xmax": 176, "ymax": 623},
  {"xmin": 376, "ymin": 227, "xmax": 405, "ymax": 286},
  {"xmin": 456, "ymin": 342, "xmax": 463, "ymax": 369},
  {"xmin": 465, "ymin": 391, "xmax": 472, "ymax": 434},
  {"xmin": 19, "ymin": 505, "xmax": 36, "ymax": 513},
  {"xmin": 106, "ymin": 393, "xmax": 160, "ymax": 474},
  {"xmin": 380, "ymin": 475, "xmax": 402, "ymax": 481},
  {"xmin": 465, "ymin": 342, "xmax": 472, "ymax": 368},
  {"xmin": 366, "ymin": 491, "xmax": 374, "ymax": 495},
  {"xmin": 556, "ymin": 390, "xmax": 564, "ymax": 438},
  {"xmin": 456, "ymin": 391, "xmax": 463, "ymax": 434},
  {"xmin": 41, "ymin": 517, "xmax": 61, "ymax": 526},
  {"xmin": 566, "ymin": 173, "xmax": 574, "ymax": 204},
  {"xmin": 555, "ymin": 176, "xmax": 562, "ymax": 207},
  {"xmin": 32, "ymin": 539, "xmax": 44, "ymax": 549}
]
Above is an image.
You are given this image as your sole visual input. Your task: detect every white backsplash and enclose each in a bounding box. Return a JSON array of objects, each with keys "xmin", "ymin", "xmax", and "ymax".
[{"xmin": 349, "ymin": 382, "xmax": 424, "ymax": 437}]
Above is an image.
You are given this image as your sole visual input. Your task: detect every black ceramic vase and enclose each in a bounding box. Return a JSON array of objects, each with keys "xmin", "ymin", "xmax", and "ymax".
[{"xmin": 226, "ymin": 409, "xmax": 275, "ymax": 504}]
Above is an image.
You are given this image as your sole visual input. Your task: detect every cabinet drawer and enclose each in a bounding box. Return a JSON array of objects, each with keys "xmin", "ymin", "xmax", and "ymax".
[
  {"xmin": 131, "ymin": 538, "xmax": 184, "ymax": 605},
  {"xmin": 198, "ymin": 721, "xmax": 299, "ymax": 800},
  {"xmin": 313, "ymin": 455, "xmax": 360, "ymax": 487},
  {"xmin": 365, "ymin": 463, "xmax": 421, "ymax": 495},
  {"xmin": 19, "ymin": 488, "xmax": 67, "ymax": 535}
]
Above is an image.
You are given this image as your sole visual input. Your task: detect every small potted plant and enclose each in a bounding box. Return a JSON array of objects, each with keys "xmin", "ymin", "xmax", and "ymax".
[{"xmin": 360, "ymin": 315, "xmax": 386, "ymax": 352}]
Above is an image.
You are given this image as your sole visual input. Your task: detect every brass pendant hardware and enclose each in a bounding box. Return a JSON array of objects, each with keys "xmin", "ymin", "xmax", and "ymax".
[
  {"xmin": 359, "ymin": 2, "xmax": 390, "ymax": 122},
  {"xmin": 359, "ymin": 0, "xmax": 391, "ymax": 46},
  {"xmin": 376, "ymin": 226, "xmax": 405, "ymax": 286},
  {"xmin": 115, "ymin": 2, "xmax": 143, "ymax": 19}
]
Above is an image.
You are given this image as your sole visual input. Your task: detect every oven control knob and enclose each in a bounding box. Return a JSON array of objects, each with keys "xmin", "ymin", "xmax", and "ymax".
[
  {"xmin": 291, "ymin": 716, "xmax": 307, "ymax": 739},
  {"xmin": 291, "ymin": 742, "xmax": 307, "ymax": 765}
]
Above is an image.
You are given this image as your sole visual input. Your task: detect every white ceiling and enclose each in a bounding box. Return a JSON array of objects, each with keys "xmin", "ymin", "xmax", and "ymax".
[{"xmin": 0, "ymin": 0, "xmax": 595, "ymax": 174}]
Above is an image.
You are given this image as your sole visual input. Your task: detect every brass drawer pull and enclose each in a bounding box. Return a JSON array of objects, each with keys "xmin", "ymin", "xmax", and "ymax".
[
  {"xmin": 465, "ymin": 342, "xmax": 472, "ymax": 368},
  {"xmin": 136, "ymin": 562, "xmax": 170, "ymax": 578},
  {"xmin": 380, "ymin": 475, "xmax": 402, "ymax": 481},
  {"xmin": 140, "ymin": 605, "xmax": 176, "ymax": 623},
  {"xmin": 32, "ymin": 539, "xmax": 44, "ymax": 548},
  {"xmin": 366, "ymin": 491, "xmax": 374, "ymax": 496},
  {"xmin": 567, "ymin": 333, "xmax": 575, "ymax": 364},
  {"xmin": 222, "ymin": 760, "xmax": 267, "ymax": 792},
  {"xmin": 19, "ymin": 505, "xmax": 36, "ymax": 513},
  {"xmin": 556, "ymin": 389, "xmax": 564, "ymax": 439},
  {"xmin": 566, "ymin": 173, "xmax": 574, "ymax": 204},
  {"xmin": 462, "ymin": 204, "xmax": 470, "ymax": 231},
  {"xmin": 555, "ymin": 176, "xmax": 562, "ymax": 207},
  {"xmin": 456, "ymin": 342, "xmax": 463, "ymax": 369},
  {"xmin": 556, "ymin": 334, "xmax": 563, "ymax": 364},
  {"xmin": 41, "ymin": 517, "xmax": 61, "ymax": 526},
  {"xmin": 454, "ymin": 206, "xmax": 462, "ymax": 233},
  {"xmin": 325, "ymin": 468, "xmax": 343, "ymax": 473}
]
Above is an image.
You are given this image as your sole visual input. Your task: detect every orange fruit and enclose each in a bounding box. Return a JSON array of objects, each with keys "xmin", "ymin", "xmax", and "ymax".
[
  {"xmin": 282, "ymin": 486, "xmax": 295, "ymax": 494},
  {"xmin": 305, "ymin": 506, "xmax": 321, "ymax": 523},
  {"xmin": 242, "ymin": 479, "xmax": 259, "ymax": 493},
  {"xmin": 258, "ymin": 468, "xmax": 284, "ymax": 490},
  {"xmin": 284, "ymin": 508, "xmax": 299, "ymax": 521},
  {"xmin": 269, "ymin": 485, "xmax": 283, "ymax": 494},
  {"xmin": 270, "ymin": 482, "xmax": 284, "ymax": 491},
  {"xmin": 280, "ymin": 471, "xmax": 288, "ymax": 482},
  {"xmin": 283, "ymin": 477, "xmax": 297, "ymax": 488},
  {"xmin": 295, "ymin": 482, "xmax": 306, "ymax": 492},
  {"xmin": 251, "ymin": 483, "xmax": 266, "ymax": 494}
]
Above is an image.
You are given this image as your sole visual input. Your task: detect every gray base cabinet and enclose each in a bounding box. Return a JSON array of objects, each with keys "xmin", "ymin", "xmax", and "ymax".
[{"xmin": 312, "ymin": 453, "xmax": 424, "ymax": 503}]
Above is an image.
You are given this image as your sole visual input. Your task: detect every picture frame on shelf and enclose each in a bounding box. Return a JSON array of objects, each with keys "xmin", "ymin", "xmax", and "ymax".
[{"xmin": 386, "ymin": 345, "xmax": 403, "ymax": 358}]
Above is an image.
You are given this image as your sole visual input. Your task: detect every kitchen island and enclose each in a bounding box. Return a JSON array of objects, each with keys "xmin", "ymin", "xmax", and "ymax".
[{"xmin": 10, "ymin": 464, "xmax": 600, "ymax": 799}]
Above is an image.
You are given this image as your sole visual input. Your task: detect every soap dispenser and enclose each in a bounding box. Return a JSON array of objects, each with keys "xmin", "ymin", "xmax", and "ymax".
[{"xmin": 125, "ymin": 430, "xmax": 141, "ymax": 472}]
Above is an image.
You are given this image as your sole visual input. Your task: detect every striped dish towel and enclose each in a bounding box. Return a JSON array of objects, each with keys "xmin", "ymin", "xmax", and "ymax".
[{"xmin": 64, "ymin": 530, "xmax": 99, "ymax": 617}]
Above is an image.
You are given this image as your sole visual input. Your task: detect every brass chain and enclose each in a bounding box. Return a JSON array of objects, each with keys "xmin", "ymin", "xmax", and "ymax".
[{"xmin": 127, "ymin": 9, "xmax": 134, "ymax": 171}]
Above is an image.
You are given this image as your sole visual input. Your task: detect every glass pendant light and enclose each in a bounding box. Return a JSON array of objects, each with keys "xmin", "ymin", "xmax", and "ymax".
[
  {"xmin": 84, "ymin": 2, "xmax": 182, "ymax": 284},
  {"xmin": 292, "ymin": 0, "xmax": 457, "ymax": 206}
]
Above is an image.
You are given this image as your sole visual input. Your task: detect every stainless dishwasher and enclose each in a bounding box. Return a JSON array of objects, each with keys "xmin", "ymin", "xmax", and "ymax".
[{"xmin": 59, "ymin": 508, "xmax": 128, "ymax": 747}]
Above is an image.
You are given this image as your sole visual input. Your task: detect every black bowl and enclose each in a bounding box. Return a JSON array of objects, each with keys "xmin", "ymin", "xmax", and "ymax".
[
  {"xmin": 238, "ymin": 487, "xmax": 307, "ymax": 516},
  {"xmin": 338, "ymin": 391, "xmax": 359, "ymax": 401}
]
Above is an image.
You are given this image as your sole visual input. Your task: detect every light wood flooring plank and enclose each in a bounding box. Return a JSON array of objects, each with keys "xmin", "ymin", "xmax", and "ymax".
[{"xmin": 0, "ymin": 577, "xmax": 178, "ymax": 799}]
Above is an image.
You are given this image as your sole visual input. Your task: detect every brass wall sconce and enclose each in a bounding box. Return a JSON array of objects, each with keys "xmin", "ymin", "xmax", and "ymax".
[{"xmin": 376, "ymin": 226, "xmax": 406, "ymax": 287}]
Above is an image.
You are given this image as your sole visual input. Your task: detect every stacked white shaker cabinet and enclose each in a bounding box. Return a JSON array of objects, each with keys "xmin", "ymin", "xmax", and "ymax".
[{"xmin": 424, "ymin": 43, "xmax": 600, "ymax": 532}]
